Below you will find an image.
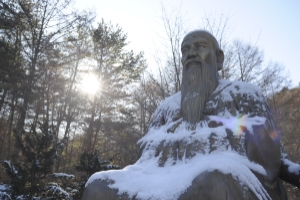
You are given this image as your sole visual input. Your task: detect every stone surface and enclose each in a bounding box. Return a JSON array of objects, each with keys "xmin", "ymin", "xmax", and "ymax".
[
  {"xmin": 178, "ymin": 171, "xmax": 287, "ymax": 200},
  {"xmin": 82, "ymin": 179, "xmax": 132, "ymax": 200}
]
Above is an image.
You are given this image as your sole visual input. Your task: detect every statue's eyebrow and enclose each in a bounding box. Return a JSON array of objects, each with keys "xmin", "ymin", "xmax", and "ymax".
[
  {"xmin": 181, "ymin": 43, "xmax": 190, "ymax": 51},
  {"xmin": 196, "ymin": 41, "xmax": 208, "ymax": 45},
  {"xmin": 194, "ymin": 38, "xmax": 209, "ymax": 46}
]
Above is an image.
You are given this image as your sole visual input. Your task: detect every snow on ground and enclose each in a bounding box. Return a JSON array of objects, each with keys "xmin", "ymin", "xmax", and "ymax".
[
  {"xmin": 0, "ymin": 184, "xmax": 12, "ymax": 200},
  {"xmin": 53, "ymin": 173, "xmax": 75, "ymax": 179},
  {"xmin": 0, "ymin": 184, "xmax": 8, "ymax": 191},
  {"xmin": 86, "ymin": 80, "xmax": 274, "ymax": 200}
]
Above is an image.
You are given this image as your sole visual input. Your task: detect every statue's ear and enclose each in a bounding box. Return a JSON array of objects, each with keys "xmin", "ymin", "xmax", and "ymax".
[{"xmin": 216, "ymin": 49, "xmax": 224, "ymax": 71}]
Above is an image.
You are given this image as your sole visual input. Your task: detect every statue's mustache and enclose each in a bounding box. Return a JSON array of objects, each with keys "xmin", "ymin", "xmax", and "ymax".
[{"xmin": 184, "ymin": 59, "xmax": 202, "ymax": 70}]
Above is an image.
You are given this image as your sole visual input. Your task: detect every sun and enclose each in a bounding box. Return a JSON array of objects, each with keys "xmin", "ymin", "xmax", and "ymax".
[{"xmin": 80, "ymin": 73, "xmax": 100, "ymax": 95}]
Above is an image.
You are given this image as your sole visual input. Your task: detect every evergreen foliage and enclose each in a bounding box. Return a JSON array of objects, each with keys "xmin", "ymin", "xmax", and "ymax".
[
  {"xmin": 44, "ymin": 173, "xmax": 77, "ymax": 199},
  {"xmin": 82, "ymin": 19, "xmax": 146, "ymax": 158},
  {"xmin": 74, "ymin": 151, "xmax": 120, "ymax": 198},
  {"xmin": 0, "ymin": 191, "xmax": 11, "ymax": 200},
  {"xmin": 2, "ymin": 122, "xmax": 67, "ymax": 198}
]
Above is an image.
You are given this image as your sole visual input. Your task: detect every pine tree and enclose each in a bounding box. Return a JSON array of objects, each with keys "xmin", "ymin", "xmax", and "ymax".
[
  {"xmin": 82, "ymin": 19, "xmax": 146, "ymax": 158},
  {"xmin": 2, "ymin": 122, "xmax": 67, "ymax": 198},
  {"xmin": 74, "ymin": 151, "xmax": 120, "ymax": 198}
]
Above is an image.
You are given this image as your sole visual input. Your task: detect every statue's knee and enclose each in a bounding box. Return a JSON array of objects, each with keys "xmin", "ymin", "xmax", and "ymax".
[
  {"xmin": 179, "ymin": 171, "xmax": 256, "ymax": 200},
  {"xmin": 82, "ymin": 179, "xmax": 118, "ymax": 200}
]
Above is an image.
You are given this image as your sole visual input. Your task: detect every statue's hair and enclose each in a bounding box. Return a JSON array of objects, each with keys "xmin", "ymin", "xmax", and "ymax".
[{"xmin": 182, "ymin": 29, "xmax": 220, "ymax": 51}]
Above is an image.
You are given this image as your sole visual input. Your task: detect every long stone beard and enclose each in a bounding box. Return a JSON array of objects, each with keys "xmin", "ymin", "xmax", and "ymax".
[{"xmin": 181, "ymin": 62, "xmax": 219, "ymax": 126}]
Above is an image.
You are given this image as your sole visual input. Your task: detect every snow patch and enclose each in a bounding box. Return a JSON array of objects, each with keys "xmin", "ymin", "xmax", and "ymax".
[
  {"xmin": 86, "ymin": 152, "xmax": 269, "ymax": 200},
  {"xmin": 282, "ymin": 159, "xmax": 300, "ymax": 175},
  {"xmin": 53, "ymin": 173, "xmax": 75, "ymax": 179}
]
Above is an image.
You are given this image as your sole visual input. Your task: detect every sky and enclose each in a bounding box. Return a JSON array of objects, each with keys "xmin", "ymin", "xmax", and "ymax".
[{"xmin": 74, "ymin": 0, "xmax": 300, "ymax": 87}]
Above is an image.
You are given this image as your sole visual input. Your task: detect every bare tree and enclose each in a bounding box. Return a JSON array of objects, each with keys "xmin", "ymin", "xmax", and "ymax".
[
  {"xmin": 258, "ymin": 62, "xmax": 291, "ymax": 100},
  {"xmin": 133, "ymin": 75, "xmax": 167, "ymax": 135},
  {"xmin": 229, "ymin": 40, "xmax": 264, "ymax": 83},
  {"xmin": 200, "ymin": 12, "xmax": 234, "ymax": 80},
  {"xmin": 160, "ymin": 3, "xmax": 185, "ymax": 92},
  {"xmin": 150, "ymin": 1, "xmax": 188, "ymax": 97},
  {"xmin": 201, "ymin": 12, "xmax": 233, "ymax": 50}
]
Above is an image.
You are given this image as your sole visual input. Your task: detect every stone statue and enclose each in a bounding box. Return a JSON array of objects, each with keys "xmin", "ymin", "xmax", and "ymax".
[{"xmin": 82, "ymin": 30, "xmax": 300, "ymax": 200}]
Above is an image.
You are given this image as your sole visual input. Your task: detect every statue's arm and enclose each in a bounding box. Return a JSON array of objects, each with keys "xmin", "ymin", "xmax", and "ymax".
[
  {"xmin": 279, "ymin": 146, "xmax": 300, "ymax": 188},
  {"xmin": 279, "ymin": 159, "xmax": 300, "ymax": 188},
  {"xmin": 262, "ymin": 101, "xmax": 300, "ymax": 188}
]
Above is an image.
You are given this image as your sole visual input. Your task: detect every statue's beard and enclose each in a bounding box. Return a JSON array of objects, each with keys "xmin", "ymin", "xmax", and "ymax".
[{"xmin": 181, "ymin": 61, "xmax": 219, "ymax": 125}]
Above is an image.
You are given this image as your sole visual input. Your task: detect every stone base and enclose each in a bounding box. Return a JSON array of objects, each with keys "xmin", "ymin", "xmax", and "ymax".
[
  {"xmin": 178, "ymin": 171, "xmax": 287, "ymax": 200},
  {"xmin": 81, "ymin": 179, "xmax": 133, "ymax": 200},
  {"xmin": 82, "ymin": 170, "xmax": 287, "ymax": 200}
]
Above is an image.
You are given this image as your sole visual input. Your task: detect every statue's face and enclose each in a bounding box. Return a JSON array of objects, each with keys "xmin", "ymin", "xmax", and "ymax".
[
  {"xmin": 181, "ymin": 32, "xmax": 218, "ymax": 72},
  {"xmin": 180, "ymin": 31, "xmax": 220, "ymax": 125}
]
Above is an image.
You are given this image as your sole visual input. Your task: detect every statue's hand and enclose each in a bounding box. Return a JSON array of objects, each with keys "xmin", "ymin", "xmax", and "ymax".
[{"xmin": 279, "ymin": 159, "xmax": 300, "ymax": 188}]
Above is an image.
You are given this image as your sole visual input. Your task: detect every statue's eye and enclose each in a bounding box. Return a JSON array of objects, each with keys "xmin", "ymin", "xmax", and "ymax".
[
  {"xmin": 196, "ymin": 44, "xmax": 206, "ymax": 49},
  {"xmin": 182, "ymin": 48, "xmax": 189, "ymax": 54}
]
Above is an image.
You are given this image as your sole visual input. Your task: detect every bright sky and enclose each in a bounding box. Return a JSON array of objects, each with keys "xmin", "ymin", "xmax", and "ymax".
[{"xmin": 75, "ymin": 0, "xmax": 300, "ymax": 87}]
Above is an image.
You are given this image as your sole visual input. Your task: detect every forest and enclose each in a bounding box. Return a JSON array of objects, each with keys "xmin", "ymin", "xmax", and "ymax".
[{"xmin": 0, "ymin": 0, "xmax": 299, "ymax": 199}]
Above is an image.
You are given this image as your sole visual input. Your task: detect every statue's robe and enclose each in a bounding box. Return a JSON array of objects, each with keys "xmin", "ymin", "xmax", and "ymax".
[{"xmin": 82, "ymin": 80, "xmax": 299, "ymax": 200}]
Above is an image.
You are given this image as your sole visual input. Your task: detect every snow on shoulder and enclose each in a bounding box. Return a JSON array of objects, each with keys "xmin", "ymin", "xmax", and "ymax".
[{"xmin": 86, "ymin": 79, "xmax": 274, "ymax": 200}]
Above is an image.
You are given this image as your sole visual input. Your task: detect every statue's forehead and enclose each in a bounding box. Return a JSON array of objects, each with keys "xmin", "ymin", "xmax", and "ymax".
[
  {"xmin": 182, "ymin": 34, "xmax": 209, "ymax": 44},
  {"xmin": 182, "ymin": 30, "xmax": 219, "ymax": 50},
  {"xmin": 182, "ymin": 32, "xmax": 216, "ymax": 47}
]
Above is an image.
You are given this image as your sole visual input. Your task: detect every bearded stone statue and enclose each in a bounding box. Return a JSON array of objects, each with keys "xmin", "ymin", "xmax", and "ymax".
[{"xmin": 82, "ymin": 30, "xmax": 300, "ymax": 200}]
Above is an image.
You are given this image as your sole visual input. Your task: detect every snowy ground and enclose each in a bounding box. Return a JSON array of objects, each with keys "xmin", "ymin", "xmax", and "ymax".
[{"xmin": 0, "ymin": 184, "xmax": 11, "ymax": 199}]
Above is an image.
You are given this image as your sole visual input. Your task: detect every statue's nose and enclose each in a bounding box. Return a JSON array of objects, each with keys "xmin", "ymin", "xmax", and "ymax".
[{"xmin": 187, "ymin": 46, "xmax": 197, "ymax": 58}]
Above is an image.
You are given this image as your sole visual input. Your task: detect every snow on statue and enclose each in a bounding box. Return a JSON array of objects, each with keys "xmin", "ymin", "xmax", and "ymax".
[{"xmin": 82, "ymin": 30, "xmax": 300, "ymax": 200}]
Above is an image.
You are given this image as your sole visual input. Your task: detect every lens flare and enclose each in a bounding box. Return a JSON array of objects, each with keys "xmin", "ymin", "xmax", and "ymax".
[
  {"xmin": 225, "ymin": 115, "xmax": 247, "ymax": 137},
  {"xmin": 209, "ymin": 115, "xmax": 280, "ymax": 141},
  {"xmin": 80, "ymin": 74, "xmax": 99, "ymax": 95}
]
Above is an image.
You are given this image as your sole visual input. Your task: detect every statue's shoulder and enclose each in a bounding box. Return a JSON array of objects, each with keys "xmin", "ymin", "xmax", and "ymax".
[
  {"xmin": 213, "ymin": 79, "xmax": 265, "ymax": 101},
  {"xmin": 149, "ymin": 92, "xmax": 181, "ymax": 128},
  {"xmin": 205, "ymin": 80, "xmax": 268, "ymax": 117}
]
